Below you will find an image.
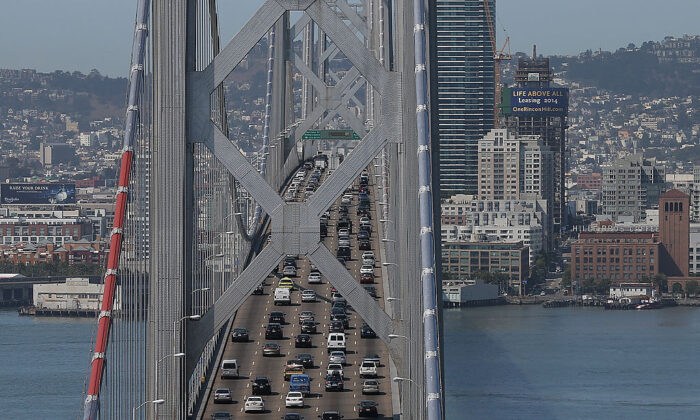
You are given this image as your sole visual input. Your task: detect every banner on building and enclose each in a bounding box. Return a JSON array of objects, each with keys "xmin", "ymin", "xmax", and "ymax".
[
  {"xmin": 1, "ymin": 183, "xmax": 76, "ymax": 205},
  {"xmin": 502, "ymin": 87, "xmax": 568, "ymax": 116}
]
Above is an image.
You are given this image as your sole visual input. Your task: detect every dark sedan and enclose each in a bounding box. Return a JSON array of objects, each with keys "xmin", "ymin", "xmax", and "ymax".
[
  {"xmin": 324, "ymin": 373, "xmax": 344, "ymax": 391},
  {"xmin": 360, "ymin": 273, "xmax": 374, "ymax": 284},
  {"xmin": 265, "ymin": 323, "xmax": 283, "ymax": 339},
  {"xmin": 301, "ymin": 321, "xmax": 317, "ymax": 334},
  {"xmin": 359, "ymin": 239, "xmax": 372, "ymax": 250},
  {"xmin": 269, "ymin": 311, "xmax": 286, "ymax": 324},
  {"xmin": 295, "ymin": 334, "xmax": 312, "ymax": 348},
  {"xmin": 251, "ymin": 376, "xmax": 271, "ymax": 395},
  {"xmin": 363, "ymin": 286, "xmax": 377, "ymax": 298},
  {"xmin": 297, "ymin": 353, "xmax": 314, "ymax": 368},
  {"xmin": 231, "ymin": 327, "xmax": 249, "ymax": 342},
  {"xmin": 361, "ymin": 323, "xmax": 377, "ymax": 339},
  {"xmin": 358, "ymin": 400, "xmax": 379, "ymax": 417},
  {"xmin": 328, "ymin": 320, "xmax": 345, "ymax": 333}
]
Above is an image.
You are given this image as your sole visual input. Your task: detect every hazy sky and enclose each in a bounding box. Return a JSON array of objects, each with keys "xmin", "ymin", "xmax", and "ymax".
[{"xmin": 1, "ymin": 0, "xmax": 698, "ymax": 77}]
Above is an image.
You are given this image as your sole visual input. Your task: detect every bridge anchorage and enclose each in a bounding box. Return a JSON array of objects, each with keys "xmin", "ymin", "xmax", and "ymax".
[{"xmin": 82, "ymin": 1, "xmax": 442, "ymax": 419}]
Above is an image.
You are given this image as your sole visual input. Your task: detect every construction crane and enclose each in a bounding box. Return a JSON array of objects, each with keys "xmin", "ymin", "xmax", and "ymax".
[{"xmin": 482, "ymin": 0, "xmax": 511, "ymax": 126}]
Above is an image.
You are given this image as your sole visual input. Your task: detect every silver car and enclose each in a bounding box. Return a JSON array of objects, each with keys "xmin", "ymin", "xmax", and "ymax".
[
  {"xmin": 328, "ymin": 350, "xmax": 346, "ymax": 365},
  {"xmin": 301, "ymin": 290, "xmax": 316, "ymax": 302},
  {"xmin": 362, "ymin": 379, "xmax": 380, "ymax": 395},
  {"xmin": 213, "ymin": 388, "xmax": 232, "ymax": 403}
]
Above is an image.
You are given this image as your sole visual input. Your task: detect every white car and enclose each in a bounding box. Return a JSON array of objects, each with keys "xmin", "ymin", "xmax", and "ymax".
[
  {"xmin": 360, "ymin": 265, "xmax": 374, "ymax": 275},
  {"xmin": 282, "ymin": 265, "xmax": 297, "ymax": 276},
  {"xmin": 338, "ymin": 228, "xmax": 350, "ymax": 238},
  {"xmin": 341, "ymin": 195, "xmax": 352, "ymax": 204},
  {"xmin": 285, "ymin": 391, "xmax": 304, "ymax": 408},
  {"xmin": 331, "ymin": 293, "xmax": 346, "ymax": 304},
  {"xmin": 362, "ymin": 254, "xmax": 375, "ymax": 265},
  {"xmin": 327, "ymin": 363, "xmax": 344, "ymax": 377},
  {"xmin": 244, "ymin": 396, "xmax": 264, "ymax": 412},
  {"xmin": 328, "ymin": 350, "xmax": 346, "ymax": 365},
  {"xmin": 308, "ymin": 271, "xmax": 322, "ymax": 284},
  {"xmin": 362, "ymin": 251, "xmax": 375, "ymax": 260},
  {"xmin": 299, "ymin": 311, "xmax": 315, "ymax": 323},
  {"xmin": 359, "ymin": 361, "xmax": 378, "ymax": 378},
  {"xmin": 301, "ymin": 289, "xmax": 316, "ymax": 302},
  {"xmin": 359, "ymin": 216, "xmax": 370, "ymax": 225}
]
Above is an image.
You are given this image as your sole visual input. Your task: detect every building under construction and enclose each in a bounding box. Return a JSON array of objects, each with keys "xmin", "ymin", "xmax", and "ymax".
[{"xmin": 503, "ymin": 47, "xmax": 568, "ymax": 247}]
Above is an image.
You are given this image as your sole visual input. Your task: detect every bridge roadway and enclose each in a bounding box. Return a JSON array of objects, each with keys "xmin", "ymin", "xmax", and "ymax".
[{"xmin": 202, "ymin": 163, "xmax": 392, "ymax": 419}]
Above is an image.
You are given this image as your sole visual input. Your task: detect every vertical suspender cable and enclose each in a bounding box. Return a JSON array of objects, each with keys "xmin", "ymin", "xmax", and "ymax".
[
  {"xmin": 412, "ymin": 0, "xmax": 443, "ymax": 419},
  {"xmin": 248, "ymin": 27, "xmax": 275, "ymax": 236},
  {"xmin": 82, "ymin": 1, "xmax": 150, "ymax": 419}
]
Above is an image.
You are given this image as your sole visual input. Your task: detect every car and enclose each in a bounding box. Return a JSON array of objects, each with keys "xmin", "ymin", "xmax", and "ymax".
[
  {"xmin": 337, "ymin": 246, "xmax": 351, "ymax": 258},
  {"xmin": 328, "ymin": 320, "xmax": 344, "ymax": 333},
  {"xmin": 284, "ymin": 364, "xmax": 305, "ymax": 381},
  {"xmin": 338, "ymin": 228, "xmax": 350, "ymax": 237},
  {"xmin": 340, "ymin": 196, "xmax": 351, "ymax": 205},
  {"xmin": 231, "ymin": 327, "xmax": 249, "ymax": 342},
  {"xmin": 301, "ymin": 321, "xmax": 317, "ymax": 334},
  {"xmin": 360, "ymin": 224, "xmax": 372, "ymax": 234},
  {"xmin": 283, "ymin": 265, "xmax": 297, "ymax": 276},
  {"xmin": 214, "ymin": 387, "xmax": 232, "ymax": 403},
  {"xmin": 320, "ymin": 411, "xmax": 343, "ymax": 420},
  {"xmin": 331, "ymin": 313, "xmax": 349, "ymax": 328},
  {"xmin": 360, "ymin": 273, "xmax": 374, "ymax": 284},
  {"xmin": 307, "ymin": 271, "xmax": 322, "ymax": 284},
  {"xmin": 360, "ymin": 361, "xmax": 378, "ymax": 378},
  {"xmin": 326, "ymin": 363, "xmax": 343, "ymax": 377},
  {"xmin": 286, "ymin": 359, "xmax": 304, "ymax": 369},
  {"xmin": 360, "ymin": 265, "xmax": 374, "ymax": 275},
  {"xmin": 359, "ymin": 216, "xmax": 370, "ymax": 225},
  {"xmin": 278, "ymin": 277, "xmax": 295, "ymax": 289},
  {"xmin": 220, "ymin": 359, "xmax": 238, "ymax": 379},
  {"xmin": 299, "ymin": 311, "xmax": 315, "ymax": 323},
  {"xmin": 362, "ymin": 379, "xmax": 380, "ymax": 395},
  {"xmin": 284, "ymin": 256, "xmax": 297, "ymax": 267},
  {"xmin": 363, "ymin": 286, "xmax": 377, "ymax": 298},
  {"xmin": 332, "ymin": 293, "xmax": 346, "ymax": 304},
  {"xmin": 361, "ymin": 323, "xmax": 377, "ymax": 338},
  {"xmin": 330, "ymin": 306, "xmax": 346, "ymax": 316},
  {"xmin": 362, "ymin": 251, "xmax": 375, "ymax": 260},
  {"xmin": 282, "ymin": 415, "xmax": 303, "ymax": 420},
  {"xmin": 324, "ymin": 373, "xmax": 344, "ymax": 391},
  {"xmin": 274, "ymin": 287, "xmax": 291, "ymax": 305},
  {"xmin": 251, "ymin": 376, "xmax": 271, "ymax": 395},
  {"xmin": 364, "ymin": 354, "xmax": 381, "ymax": 365},
  {"xmin": 336, "ymin": 257, "xmax": 346, "ymax": 266},
  {"xmin": 253, "ymin": 283, "xmax": 265, "ymax": 295},
  {"xmin": 358, "ymin": 400, "xmax": 379, "ymax": 417},
  {"xmin": 263, "ymin": 342, "xmax": 281, "ymax": 357},
  {"xmin": 362, "ymin": 254, "xmax": 375, "ymax": 265},
  {"xmin": 269, "ymin": 312, "xmax": 286, "ymax": 324},
  {"xmin": 295, "ymin": 334, "xmax": 312, "ymax": 348},
  {"xmin": 328, "ymin": 350, "xmax": 346, "ymax": 365},
  {"xmin": 285, "ymin": 391, "xmax": 304, "ymax": 408},
  {"xmin": 211, "ymin": 412, "xmax": 231, "ymax": 419},
  {"xmin": 290, "ymin": 374, "xmax": 311, "ymax": 396},
  {"xmin": 301, "ymin": 289, "xmax": 317, "ymax": 302},
  {"xmin": 244, "ymin": 396, "xmax": 264, "ymax": 413},
  {"xmin": 357, "ymin": 230, "xmax": 370, "ymax": 240},
  {"xmin": 296, "ymin": 353, "xmax": 314, "ymax": 368},
  {"xmin": 359, "ymin": 239, "xmax": 371, "ymax": 250},
  {"xmin": 338, "ymin": 237, "xmax": 351, "ymax": 247}
]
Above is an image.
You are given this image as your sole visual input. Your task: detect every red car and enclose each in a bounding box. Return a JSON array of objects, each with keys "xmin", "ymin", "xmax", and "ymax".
[{"xmin": 360, "ymin": 273, "xmax": 374, "ymax": 284}]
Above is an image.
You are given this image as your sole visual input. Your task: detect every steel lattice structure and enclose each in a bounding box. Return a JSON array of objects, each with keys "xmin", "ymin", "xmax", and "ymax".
[{"xmin": 82, "ymin": 1, "xmax": 443, "ymax": 419}]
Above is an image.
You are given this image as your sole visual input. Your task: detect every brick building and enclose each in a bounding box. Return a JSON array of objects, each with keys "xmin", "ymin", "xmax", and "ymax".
[
  {"xmin": 576, "ymin": 173, "xmax": 602, "ymax": 190},
  {"xmin": 0, "ymin": 239, "xmax": 108, "ymax": 266},
  {"xmin": 571, "ymin": 232, "xmax": 660, "ymax": 284},
  {"xmin": 659, "ymin": 189, "xmax": 691, "ymax": 291}
]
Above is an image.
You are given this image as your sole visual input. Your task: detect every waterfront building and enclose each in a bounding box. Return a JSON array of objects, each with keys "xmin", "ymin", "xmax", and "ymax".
[
  {"xmin": 33, "ymin": 277, "xmax": 121, "ymax": 311},
  {"xmin": 571, "ymin": 232, "xmax": 660, "ymax": 284},
  {"xmin": 434, "ymin": 0, "xmax": 495, "ymax": 196},
  {"xmin": 441, "ymin": 239, "xmax": 529, "ymax": 294},
  {"xmin": 601, "ymin": 155, "xmax": 666, "ymax": 222},
  {"xmin": 0, "ymin": 208, "xmax": 95, "ymax": 245},
  {"xmin": 609, "ymin": 283, "xmax": 654, "ymax": 299}
]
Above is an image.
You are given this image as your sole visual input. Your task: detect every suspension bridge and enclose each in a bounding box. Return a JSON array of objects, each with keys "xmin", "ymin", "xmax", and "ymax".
[{"xmin": 81, "ymin": 1, "xmax": 442, "ymax": 419}]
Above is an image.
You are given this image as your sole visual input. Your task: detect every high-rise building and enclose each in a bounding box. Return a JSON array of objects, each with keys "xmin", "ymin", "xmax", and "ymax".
[
  {"xmin": 658, "ymin": 189, "xmax": 690, "ymax": 278},
  {"xmin": 39, "ymin": 142, "xmax": 75, "ymax": 166},
  {"xmin": 434, "ymin": 0, "xmax": 495, "ymax": 196},
  {"xmin": 691, "ymin": 165, "xmax": 700, "ymax": 222},
  {"xmin": 503, "ymin": 50, "xmax": 568, "ymax": 237},
  {"xmin": 477, "ymin": 129, "xmax": 554, "ymax": 204},
  {"xmin": 601, "ymin": 155, "xmax": 666, "ymax": 222}
]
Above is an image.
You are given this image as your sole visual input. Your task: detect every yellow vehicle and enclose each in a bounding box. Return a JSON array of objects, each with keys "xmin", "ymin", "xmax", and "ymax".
[
  {"xmin": 284, "ymin": 364, "xmax": 304, "ymax": 381},
  {"xmin": 278, "ymin": 277, "xmax": 294, "ymax": 290}
]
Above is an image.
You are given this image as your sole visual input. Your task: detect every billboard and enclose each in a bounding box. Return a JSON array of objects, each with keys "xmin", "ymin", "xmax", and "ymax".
[
  {"xmin": 502, "ymin": 87, "xmax": 568, "ymax": 116},
  {"xmin": 1, "ymin": 183, "xmax": 76, "ymax": 205}
]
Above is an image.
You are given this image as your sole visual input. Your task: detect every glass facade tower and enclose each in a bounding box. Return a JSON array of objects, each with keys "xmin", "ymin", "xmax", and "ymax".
[{"xmin": 434, "ymin": 0, "xmax": 495, "ymax": 197}]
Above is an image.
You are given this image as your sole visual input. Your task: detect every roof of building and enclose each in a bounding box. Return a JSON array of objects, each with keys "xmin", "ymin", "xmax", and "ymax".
[{"xmin": 660, "ymin": 189, "xmax": 689, "ymax": 199}]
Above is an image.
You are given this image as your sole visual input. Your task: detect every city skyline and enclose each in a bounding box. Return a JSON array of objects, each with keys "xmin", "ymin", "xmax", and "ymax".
[{"xmin": 1, "ymin": 0, "xmax": 698, "ymax": 76}]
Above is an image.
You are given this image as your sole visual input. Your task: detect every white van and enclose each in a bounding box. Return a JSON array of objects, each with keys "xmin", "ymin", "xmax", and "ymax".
[
  {"xmin": 274, "ymin": 287, "xmax": 291, "ymax": 306},
  {"xmin": 327, "ymin": 333, "xmax": 346, "ymax": 350},
  {"xmin": 221, "ymin": 359, "xmax": 239, "ymax": 379}
]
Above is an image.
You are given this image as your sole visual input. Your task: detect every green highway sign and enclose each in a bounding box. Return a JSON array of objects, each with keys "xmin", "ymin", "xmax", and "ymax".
[{"xmin": 301, "ymin": 129, "xmax": 361, "ymax": 140}]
